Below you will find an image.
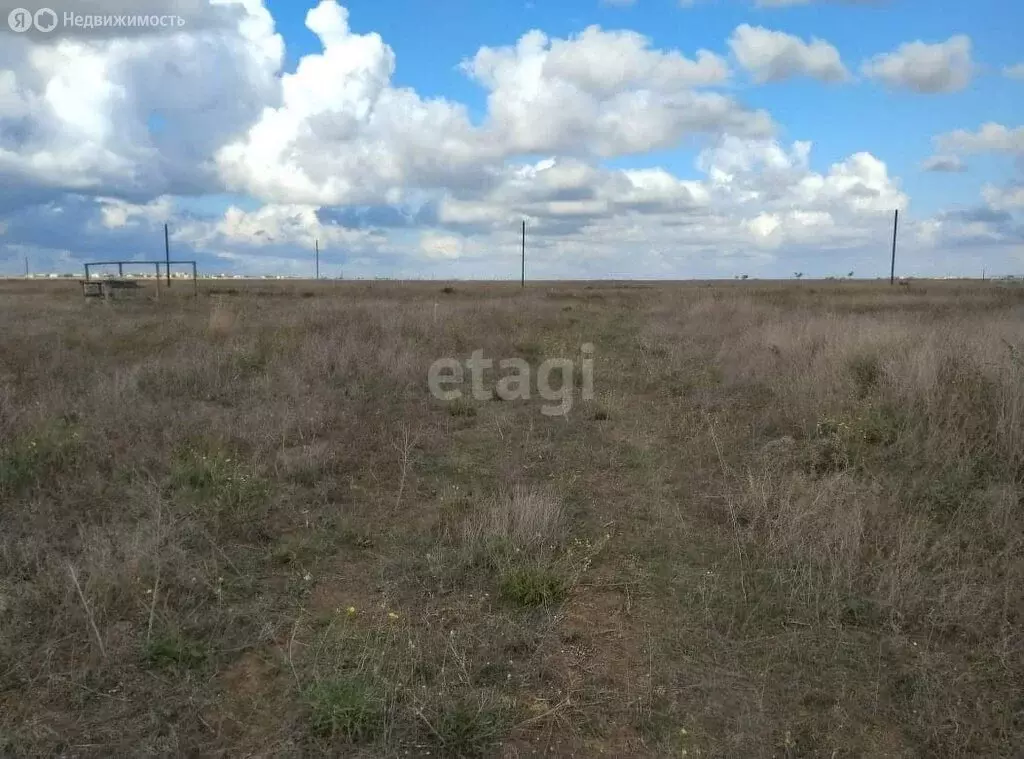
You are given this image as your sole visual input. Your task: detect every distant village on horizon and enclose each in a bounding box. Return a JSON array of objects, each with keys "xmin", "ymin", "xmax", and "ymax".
[{"xmin": 4, "ymin": 272, "xmax": 1022, "ymax": 282}]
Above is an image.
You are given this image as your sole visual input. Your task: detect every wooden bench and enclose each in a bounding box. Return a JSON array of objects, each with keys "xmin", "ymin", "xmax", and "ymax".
[{"xmin": 81, "ymin": 279, "xmax": 143, "ymax": 299}]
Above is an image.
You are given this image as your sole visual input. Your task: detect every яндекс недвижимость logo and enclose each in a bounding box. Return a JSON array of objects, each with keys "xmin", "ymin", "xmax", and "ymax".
[{"xmin": 8, "ymin": 8, "xmax": 58, "ymax": 33}]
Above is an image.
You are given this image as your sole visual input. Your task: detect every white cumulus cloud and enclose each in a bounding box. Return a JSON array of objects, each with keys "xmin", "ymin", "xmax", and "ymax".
[
  {"xmin": 216, "ymin": 12, "xmax": 770, "ymax": 206},
  {"xmin": 463, "ymin": 25, "xmax": 771, "ymax": 159},
  {"xmin": 936, "ymin": 123, "xmax": 1024, "ymax": 155},
  {"xmin": 99, "ymin": 196, "xmax": 174, "ymax": 228},
  {"xmin": 862, "ymin": 35, "xmax": 975, "ymax": 93},
  {"xmin": 982, "ymin": 185, "xmax": 1024, "ymax": 211},
  {"xmin": 0, "ymin": 0, "xmax": 283, "ymax": 198},
  {"xmin": 215, "ymin": 1, "xmax": 489, "ymax": 206},
  {"xmin": 175, "ymin": 203, "xmax": 384, "ymax": 252},
  {"xmin": 729, "ymin": 25, "xmax": 849, "ymax": 83}
]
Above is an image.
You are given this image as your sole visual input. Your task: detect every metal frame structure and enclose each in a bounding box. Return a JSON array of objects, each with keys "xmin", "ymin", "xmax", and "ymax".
[{"xmin": 83, "ymin": 260, "xmax": 199, "ymax": 297}]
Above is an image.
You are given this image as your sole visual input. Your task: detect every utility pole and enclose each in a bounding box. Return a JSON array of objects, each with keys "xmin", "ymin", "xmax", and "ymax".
[
  {"xmin": 164, "ymin": 223, "xmax": 171, "ymax": 287},
  {"xmin": 889, "ymin": 209, "xmax": 899, "ymax": 285},
  {"xmin": 521, "ymin": 220, "xmax": 526, "ymax": 288},
  {"xmin": 315, "ymin": 239, "xmax": 320, "ymax": 280}
]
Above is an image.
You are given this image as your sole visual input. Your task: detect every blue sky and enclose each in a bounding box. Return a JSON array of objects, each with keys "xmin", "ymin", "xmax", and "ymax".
[{"xmin": 0, "ymin": 0, "xmax": 1022, "ymax": 278}]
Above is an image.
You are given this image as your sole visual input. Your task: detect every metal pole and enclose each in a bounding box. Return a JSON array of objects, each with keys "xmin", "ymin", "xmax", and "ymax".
[
  {"xmin": 890, "ymin": 209, "xmax": 899, "ymax": 285},
  {"xmin": 118, "ymin": 262, "xmax": 123, "ymax": 278},
  {"xmin": 24, "ymin": 257, "xmax": 28, "ymax": 277},
  {"xmin": 521, "ymin": 220, "xmax": 526, "ymax": 288},
  {"xmin": 164, "ymin": 223, "xmax": 171, "ymax": 288},
  {"xmin": 315, "ymin": 239, "xmax": 320, "ymax": 280},
  {"xmin": 192, "ymin": 262, "xmax": 198, "ymax": 298},
  {"xmin": 85, "ymin": 264, "xmax": 90, "ymax": 281}
]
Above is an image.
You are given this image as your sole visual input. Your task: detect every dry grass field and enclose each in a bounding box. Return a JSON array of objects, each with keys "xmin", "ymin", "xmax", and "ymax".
[{"xmin": 1, "ymin": 278, "xmax": 1022, "ymax": 757}]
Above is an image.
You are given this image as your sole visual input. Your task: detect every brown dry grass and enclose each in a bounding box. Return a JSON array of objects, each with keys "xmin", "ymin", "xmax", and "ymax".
[{"xmin": 0, "ymin": 278, "xmax": 1022, "ymax": 757}]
